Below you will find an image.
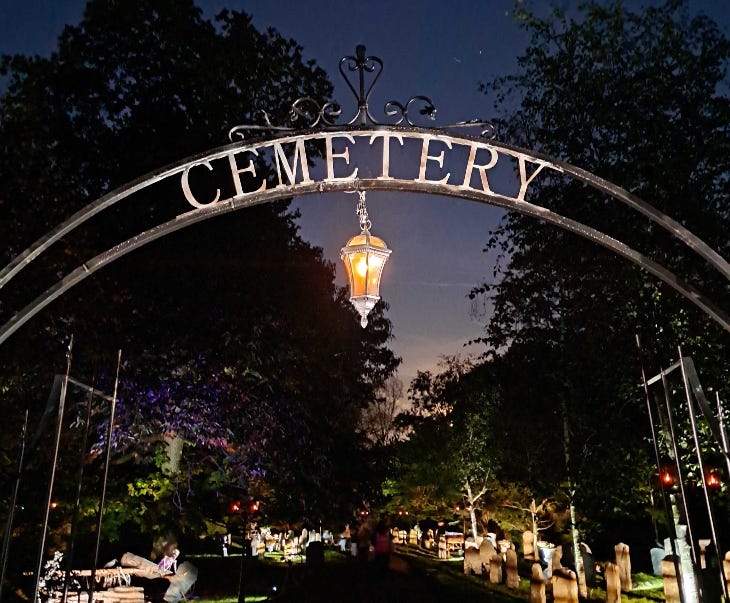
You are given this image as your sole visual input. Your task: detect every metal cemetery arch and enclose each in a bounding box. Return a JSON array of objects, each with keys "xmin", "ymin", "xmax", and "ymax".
[{"xmin": 0, "ymin": 46, "xmax": 729, "ymax": 344}]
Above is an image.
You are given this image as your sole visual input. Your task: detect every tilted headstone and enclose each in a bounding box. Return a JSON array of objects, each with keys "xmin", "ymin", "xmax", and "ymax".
[
  {"xmin": 552, "ymin": 568, "xmax": 578, "ymax": 603},
  {"xmin": 489, "ymin": 552, "xmax": 503, "ymax": 584},
  {"xmin": 523, "ymin": 530, "xmax": 535, "ymax": 559},
  {"xmin": 464, "ymin": 547, "xmax": 483, "ymax": 575},
  {"xmin": 163, "ymin": 562, "xmax": 198, "ymax": 603},
  {"xmin": 661, "ymin": 556, "xmax": 681, "ymax": 603},
  {"xmin": 119, "ymin": 552, "xmax": 168, "ymax": 579},
  {"xmin": 615, "ymin": 542, "xmax": 632, "ymax": 592},
  {"xmin": 506, "ymin": 547, "xmax": 519, "ymax": 588},
  {"xmin": 605, "ymin": 562, "xmax": 621, "ymax": 603},
  {"xmin": 530, "ymin": 563, "xmax": 546, "ymax": 603}
]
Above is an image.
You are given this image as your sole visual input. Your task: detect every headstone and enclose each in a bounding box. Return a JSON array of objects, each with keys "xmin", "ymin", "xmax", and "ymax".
[
  {"xmin": 552, "ymin": 545, "xmax": 563, "ymax": 572},
  {"xmin": 489, "ymin": 553, "xmax": 503, "ymax": 584},
  {"xmin": 664, "ymin": 528, "xmax": 699, "ymax": 603},
  {"xmin": 480, "ymin": 539, "xmax": 497, "ymax": 572},
  {"xmin": 163, "ymin": 562, "xmax": 198, "ymax": 603},
  {"xmin": 306, "ymin": 541, "xmax": 324, "ymax": 566},
  {"xmin": 580, "ymin": 542, "xmax": 596, "ymax": 587},
  {"xmin": 615, "ymin": 542, "xmax": 632, "ymax": 592},
  {"xmin": 701, "ymin": 543, "xmax": 722, "ymax": 603},
  {"xmin": 650, "ymin": 547, "xmax": 665, "ymax": 576},
  {"xmin": 438, "ymin": 535, "xmax": 448, "ymax": 559},
  {"xmin": 662, "ymin": 555, "xmax": 681, "ymax": 603},
  {"xmin": 552, "ymin": 568, "xmax": 578, "ymax": 603},
  {"xmin": 464, "ymin": 547, "xmax": 482, "ymax": 575},
  {"xmin": 605, "ymin": 562, "xmax": 621, "ymax": 603},
  {"xmin": 538, "ymin": 544, "xmax": 556, "ymax": 580},
  {"xmin": 119, "ymin": 552, "xmax": 167, "ymax": 579},
  {"xmin": 506, "ymin": 548, "xmax": 519, "ymax": 588},
  {"xmin": 530, "ymin": 563, "xmax": 546, "ymax": 603},
  {"xmin": 523, "ymin": 531, "xmax": 535, "ymax": 559}
]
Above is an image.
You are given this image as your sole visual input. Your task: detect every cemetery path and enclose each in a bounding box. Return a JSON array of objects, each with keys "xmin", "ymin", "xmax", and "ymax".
[{"xmin": 288, "ymin": 554, "xmax": 447, "ymax": 602}]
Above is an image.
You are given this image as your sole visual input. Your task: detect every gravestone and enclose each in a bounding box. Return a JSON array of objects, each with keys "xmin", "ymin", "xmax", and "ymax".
[
  {"xmin": 306, "ymin": 541, "xmax": 324, "ymax": 566},
  {"xmin": 119, "ymin": 552, "xmax": 168, "ymax": 579},
  {"xmin": 662, "ymin": 555, "xmax": 681, "ymax": 603},
  {"xmin": 605, "ymin": 562, "xmax": 621, "ymax": 603},
  {"xmin": 552, "ymin": 545, "xmax": 563, "ymax": 573},
  {"xmin": 464, "ymin": 547, "xmax": 482, "ymax": 575},
  {"xmin": 438, "ymin": 535, "xmax": 448, "ymax": 559},
  {"xmin": 523, "ymin": 531, "xmax": 535, "ymax": 559},
  {"xmin": 577, "ymin": 542, "xmax": 595, "ymax": 596},
  {"xmin": 538, "ymin": 544, "xmax": 556, "ymax": 580},
  {"xmin": 650, "ymin": 547, "xmax": 665, "ymax": 576},
  {"xmin": 552, "ymin": 568, "xmax": 578, "ymax": 603},
  {"xmin": 163, "ymin": 562, "xmax": 198, "ymax": 603},
  {"xmin": 615, "ymin": 542, "xmax": 632, "ymax": 592},
  {"xmin": 489, "ymin": 553, "xmax": 503, "ymax": 584},
  {"xmin": 506, "ymin": 547, "xmax": 519, "ymax": 588},
  {"xmin": 480, "ymin": 539, "xmax": 497, "ymax": 572},
  {"xmin": 530, "ymin": 563, "xmax": 546, "ymax": 603}
]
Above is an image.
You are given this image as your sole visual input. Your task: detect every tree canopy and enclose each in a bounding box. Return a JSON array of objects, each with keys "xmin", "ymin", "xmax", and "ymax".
[
  {"xmin": 473, "ymin": 0, "xmax": 729, "ymax": 553},
  {"xmin": 0, "ymin": 0, "xmax": 400, "ymax": 566}
]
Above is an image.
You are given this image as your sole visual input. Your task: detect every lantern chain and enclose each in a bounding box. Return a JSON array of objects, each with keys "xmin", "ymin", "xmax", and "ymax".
[{"xmin": 356, "ymin": 191, "xmax": 372, "ymax": 233}]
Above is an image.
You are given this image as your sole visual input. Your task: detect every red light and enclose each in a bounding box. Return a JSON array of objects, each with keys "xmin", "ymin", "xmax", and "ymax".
[
  {"xmin": 661, "ymin": 471, "xmax": 675, "ymax": 486},
  {"xmin": 706, "ymin": 472, "xmax": 721, "ymax": 489},
  {"xmin": 249, "ymin": 501, "xmax": 260, "ymax": 513},
  {"xmin": 230, "ymin": 501, "xmax": 241, "ymax": 513}
]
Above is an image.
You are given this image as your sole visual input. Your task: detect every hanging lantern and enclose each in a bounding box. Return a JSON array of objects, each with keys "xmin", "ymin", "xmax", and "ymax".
[{"xmin": 340, "ymin": 191, "xmax": 391, "ymax": 327}]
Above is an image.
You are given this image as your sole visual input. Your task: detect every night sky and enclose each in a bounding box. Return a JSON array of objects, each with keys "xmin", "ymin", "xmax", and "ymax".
[{"xmin": 1, "ymin": 0, "xmax": 728, "ymax": 385}]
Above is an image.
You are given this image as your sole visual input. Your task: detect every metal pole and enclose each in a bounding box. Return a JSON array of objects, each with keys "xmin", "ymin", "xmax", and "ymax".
[
  {"xmin": 33, "ymin": 336, "xmax": 73, "ymax": 603},
  {"xmin": 678, "ymin": 351, "xmax": 728, "ymax": 600},
  {"xmin": 635, "ymin": 335, "xmax": 684, "ymax": 603},
  {"xmin": 716, "ymin": 393, "xmax": 730, "ymax": 483},
  {"xmin": 89, "ymin": 351, "xmax": 121, "ymax": 603},
  {"xmin": 237, "ymin": 513, "xmax": 247, "ymax": 603},
  {"xmin": 660, "ymin": 367, "xmax": 702, "ymax": 603},
  {"xmin": 61, "ymin": 381, "xmax": 95, "ymax": 603},
  {"xmin": 0, "ymin": 409, "xmax": 29, "ymax": 603}
]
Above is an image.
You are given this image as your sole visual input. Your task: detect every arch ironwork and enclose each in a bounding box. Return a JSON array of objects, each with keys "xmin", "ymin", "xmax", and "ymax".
[{"xmin": 0, "ymin": 46, "xmax": 728, "ymax": 344}]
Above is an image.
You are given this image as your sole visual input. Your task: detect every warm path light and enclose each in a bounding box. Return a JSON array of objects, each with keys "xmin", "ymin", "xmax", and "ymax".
[{"xmin": 341, "ymin": 191, "xmax": 391, "ymax": 327}]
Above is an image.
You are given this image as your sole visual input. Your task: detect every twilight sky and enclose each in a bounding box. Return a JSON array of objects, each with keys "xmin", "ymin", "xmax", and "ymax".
[{"xmin": 1, "ymin": 0, "xmax": 728, "ymax": 385}]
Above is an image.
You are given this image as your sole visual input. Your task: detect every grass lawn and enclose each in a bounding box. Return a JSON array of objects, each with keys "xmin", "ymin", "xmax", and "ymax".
[{"xmin": 183, "ymin": 549, "xmax": 666, "ymax": 603}]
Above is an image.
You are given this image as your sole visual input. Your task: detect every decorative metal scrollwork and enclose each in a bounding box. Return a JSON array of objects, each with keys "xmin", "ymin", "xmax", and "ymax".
[{"xmin": 228, "ymin": 45, "xmax": 496, "ymax": 141}]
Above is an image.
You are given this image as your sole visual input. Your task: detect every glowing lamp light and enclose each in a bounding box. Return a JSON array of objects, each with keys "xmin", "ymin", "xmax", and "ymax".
[
  {"xmin": 705, "ymin": 468, "xmax": 722, "ymax": 490},
  {"xmin": 661, "ymin": 470, "xmax": 675, "ymax": 487},
  {"xmin": 341, "ymin": 191, "xmax": 391, "ymax": 327}
]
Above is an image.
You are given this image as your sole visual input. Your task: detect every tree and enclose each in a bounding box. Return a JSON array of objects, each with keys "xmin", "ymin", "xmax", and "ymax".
[
  {"xmin": 361, "ymin": 375, "xmax": 404, "ymax": 447},
  {"xmin": 476, "ymin": 0, "xmax": 729, "ymax": 551},
  {"xmin": 394, "ymin": 356, "xmax": 501, "ymax": 539},
  {"xmin": 0, "ymin": 0, "xmax": 399, "ymax": 571}
]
